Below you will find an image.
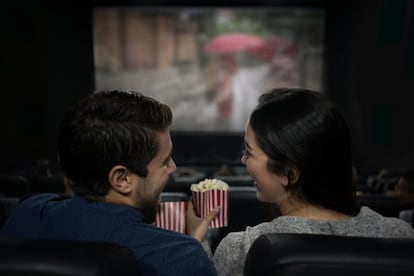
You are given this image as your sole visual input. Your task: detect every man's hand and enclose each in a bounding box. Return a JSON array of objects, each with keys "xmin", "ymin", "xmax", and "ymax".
[{"xmin": 186, "ymin": 200, "xmax": 220, "ymax": 242}]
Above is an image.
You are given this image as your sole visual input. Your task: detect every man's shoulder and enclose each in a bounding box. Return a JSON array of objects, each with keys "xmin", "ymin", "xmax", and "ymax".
[
  {"xmin": 19, "ymin": 193, "xmax": 66, "ymax": 206},
  {"xmin": 123, "ymin": 225, "xmax": 216, "ymax": 275},
  {"xmin": 138, "ymin": 223, "xmax": 201, "ymax": 245}
]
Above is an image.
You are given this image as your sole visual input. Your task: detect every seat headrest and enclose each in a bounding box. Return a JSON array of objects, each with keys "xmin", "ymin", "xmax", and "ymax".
[
  {"xmin": 244, "ymin": 233, "xmax": 414, "ymax": 276},
  {"xmin": 0, "ymin": 239, "xmax": 141, "ymax": 276}
]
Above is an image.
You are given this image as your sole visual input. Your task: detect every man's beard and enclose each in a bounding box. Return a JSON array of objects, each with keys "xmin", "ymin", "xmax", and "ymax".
[
  {"xmin": 140, "ymin": 201, "xmax": 159, "ymax": 224},
  {"xmin": 137, "ymin": 176, "xmax": 170, "ymax": 224}
]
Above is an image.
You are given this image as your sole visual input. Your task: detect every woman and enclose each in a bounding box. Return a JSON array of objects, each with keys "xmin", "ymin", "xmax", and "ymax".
[{"xmin": 188, "ymin": 88, "xmax": 414, "ymax": 276}]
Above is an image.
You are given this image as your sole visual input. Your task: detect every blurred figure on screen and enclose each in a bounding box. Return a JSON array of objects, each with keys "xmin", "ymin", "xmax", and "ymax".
[{"xmin": 207, "ymin": 54, "xmax": 237, "ymax": 119}]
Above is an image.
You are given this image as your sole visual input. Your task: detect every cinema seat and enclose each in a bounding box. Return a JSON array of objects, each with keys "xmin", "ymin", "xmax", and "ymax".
[
  {"xmin": 356, "ymin": 194, "xmax": 401, "ymax": 217},
  {"xmin": 0, "ymin": 174, "xmax": 31, "ymax": 197},
  {"xmin": 0, "ymin": 239, "xmax": 141, "ymax": 276},
  {"xmin": 0, "ymin": 197, "xmax": 20, "ymax": 228},
  {"xmin": 244, "ymin": 233, "xmax": 414, "ymax": 276},
  {"xmin": 160, "ymin": 192, "xmax": 189, "ymax": 202}
]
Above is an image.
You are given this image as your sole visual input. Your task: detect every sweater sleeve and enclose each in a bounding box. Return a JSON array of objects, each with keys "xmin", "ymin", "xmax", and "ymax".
[{"xmin": 213, "ymin": 232, "xmax": 248, "ymax": 276}]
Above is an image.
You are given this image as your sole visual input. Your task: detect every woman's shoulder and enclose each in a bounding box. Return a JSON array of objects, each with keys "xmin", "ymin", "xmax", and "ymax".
[
  {"xmin": 216, "ymin": 221, "xmax": 280, "ymax": 257},
  {"xmin": 355, "ymin": 206, "xmax": 414, "ymax": 237},
  {"xmin": 217, "ymin": 216, "xmax": 328, "ymax": 257},
  {"xmin": 18, "ymin": 193, "xmax": 65, "ymax": 207},
  {"xmin": 242, "ymin": 216, "xmax": 309, "ymax": 239}
]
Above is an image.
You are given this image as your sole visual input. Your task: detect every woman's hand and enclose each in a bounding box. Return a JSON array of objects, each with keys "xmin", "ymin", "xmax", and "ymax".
[{"xmin": 186, "ymin": 200, "xmax": 220, "ymax": 242}]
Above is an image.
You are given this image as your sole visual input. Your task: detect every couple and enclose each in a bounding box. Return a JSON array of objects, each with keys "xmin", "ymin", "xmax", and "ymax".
[{"xmin": 1, "ymin": 88, "xmax": 412, "ymax": 276}]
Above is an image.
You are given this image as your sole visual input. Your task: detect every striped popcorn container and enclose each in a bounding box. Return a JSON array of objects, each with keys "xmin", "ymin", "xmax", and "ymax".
[
  {"xmin": 192, "ymin": 189, "xmax": 228, "ymax": 228},
  {"xmin": 154, "ymin": 201, "xmax": 187, "ymax": 234}
]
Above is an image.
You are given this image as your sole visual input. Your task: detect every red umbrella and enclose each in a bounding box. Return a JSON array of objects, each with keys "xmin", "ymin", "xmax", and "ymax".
[{"xmin": 204, "ymin": 32, "xmax": 266, "ymax": 54}]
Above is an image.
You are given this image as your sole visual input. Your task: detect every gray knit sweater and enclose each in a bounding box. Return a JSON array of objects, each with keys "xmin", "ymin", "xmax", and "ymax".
[{"xmin": 212, "ymin": 206, "xmax": 414, "ymax": 276}]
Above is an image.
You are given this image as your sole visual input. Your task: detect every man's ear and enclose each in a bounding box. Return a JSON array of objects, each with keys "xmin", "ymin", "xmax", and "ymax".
[{"xmin": 108, "ymin": 165, "xmax": 134, "ymax": 195}]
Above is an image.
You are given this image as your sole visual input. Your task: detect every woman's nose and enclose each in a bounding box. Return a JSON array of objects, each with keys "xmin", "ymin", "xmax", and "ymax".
[{"xmin": 240, "ymin": 154, "xmax": 246, "ymax": 165}]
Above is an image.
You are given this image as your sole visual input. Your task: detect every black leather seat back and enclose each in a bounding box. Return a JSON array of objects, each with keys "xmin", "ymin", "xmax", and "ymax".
[
  {"xmin": 244, "ymin": 233, "xmax": 414, "ymax": 276},
  {"xmin": 0, "ymin": 239, "xmax": 141, "ymax": 276},
  {"xmin": 0, "ymin": 174, "xmax": 31, "ymax": 197}
]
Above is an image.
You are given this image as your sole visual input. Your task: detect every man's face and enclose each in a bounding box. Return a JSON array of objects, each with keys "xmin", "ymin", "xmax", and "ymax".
[{"xmin": 134, "ymin": 130, "xmax": 176, "ymax": 223}]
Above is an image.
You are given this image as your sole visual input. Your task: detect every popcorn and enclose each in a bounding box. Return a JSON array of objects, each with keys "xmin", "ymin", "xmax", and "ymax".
[
  {"xmin": 155, "ymin": 178, "xmax": 229, "ymax": 232},
  {"xmin": 190, "ymin": 178, "xmax": 229, "ymax": 192},
  {"xmin": 191, "ymin": 178, "xmax": 229, "ymax": 228}
]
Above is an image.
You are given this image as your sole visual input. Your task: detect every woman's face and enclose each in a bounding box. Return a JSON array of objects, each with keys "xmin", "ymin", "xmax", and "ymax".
[{"xmin": 241, "ymin": 123, "xmax": 288, "ymax": 204}]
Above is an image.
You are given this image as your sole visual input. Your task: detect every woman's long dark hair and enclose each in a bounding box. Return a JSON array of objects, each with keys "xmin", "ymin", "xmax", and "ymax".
[{"xmin": 249, "ymin": 88, "xmax": 358, "ymax": 216}]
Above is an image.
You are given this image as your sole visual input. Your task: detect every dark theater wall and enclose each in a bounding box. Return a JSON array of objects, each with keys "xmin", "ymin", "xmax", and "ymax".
[
  {"xmin": 326, "ymin": 0, "xmax": 414, "ymax": 174},
  {"xmin": 46, "ymin": 4, "xmax": 95, "ymax": 167},
  {"xmin": 1, "ymin": 0, "xmax": 414, "ymax": 175},
  {"xmin": 0, "ymin": 2, "xmax": 94, "ymax": 170},
  {"xmin": 0, "ymin": 1, "xmax": 48, "ymax": 163}
]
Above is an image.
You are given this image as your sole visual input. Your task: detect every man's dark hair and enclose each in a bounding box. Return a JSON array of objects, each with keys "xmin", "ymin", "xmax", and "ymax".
[
  {"xmin": 249, "ymin": 88, "xmax": 358, "ymax": 216},
  {"xmin": 57, "ymin": 90, "xmax": 172, "ymax": 197}
]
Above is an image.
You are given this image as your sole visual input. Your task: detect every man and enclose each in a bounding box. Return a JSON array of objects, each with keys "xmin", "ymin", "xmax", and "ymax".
[{"xmin": 0, "ymin": 90, "xmax": 217, "ymax": 275}]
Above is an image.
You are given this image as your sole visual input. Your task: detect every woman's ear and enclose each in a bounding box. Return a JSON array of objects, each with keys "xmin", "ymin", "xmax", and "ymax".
[
  {"xmin": 269, "ymin": 160, "xmax": 300, "ymax": 187},
  {"xmin": 108, "ymin": 165, "xmax": 134, "ymax": 195},
  {"xmin": 286, "ymin": 165, "xmax": 300, "ymax": 186},
  {"xmin": 279, "ymin": 163, "xmax": 300, "ymax": 187}
]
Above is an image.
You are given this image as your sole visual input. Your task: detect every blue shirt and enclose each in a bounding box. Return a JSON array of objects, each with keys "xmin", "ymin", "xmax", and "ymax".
[{"xmin": 0, "ymin": 194, "xmax": 217, "ymax": 276}]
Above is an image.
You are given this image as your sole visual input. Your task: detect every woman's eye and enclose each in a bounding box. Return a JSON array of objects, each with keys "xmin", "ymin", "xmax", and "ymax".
[{"xmin": 242, "ymin": 150, "xmax": 250, "ymax": 157}]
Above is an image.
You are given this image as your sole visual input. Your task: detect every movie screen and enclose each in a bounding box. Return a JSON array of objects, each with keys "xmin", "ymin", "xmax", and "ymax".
[{"xmin": 93, "ymin": 7, "xmax": 325, "ymax": 131}]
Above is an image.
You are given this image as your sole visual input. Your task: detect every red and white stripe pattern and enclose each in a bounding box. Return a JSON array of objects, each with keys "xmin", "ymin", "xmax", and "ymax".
[
  {"xmin": 155, "ymin": 201, "xmax": 187, "ymax": 233},
  {"xmin": 192, "ymin": 189, "xmax": 228, "ymax": 228}
]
